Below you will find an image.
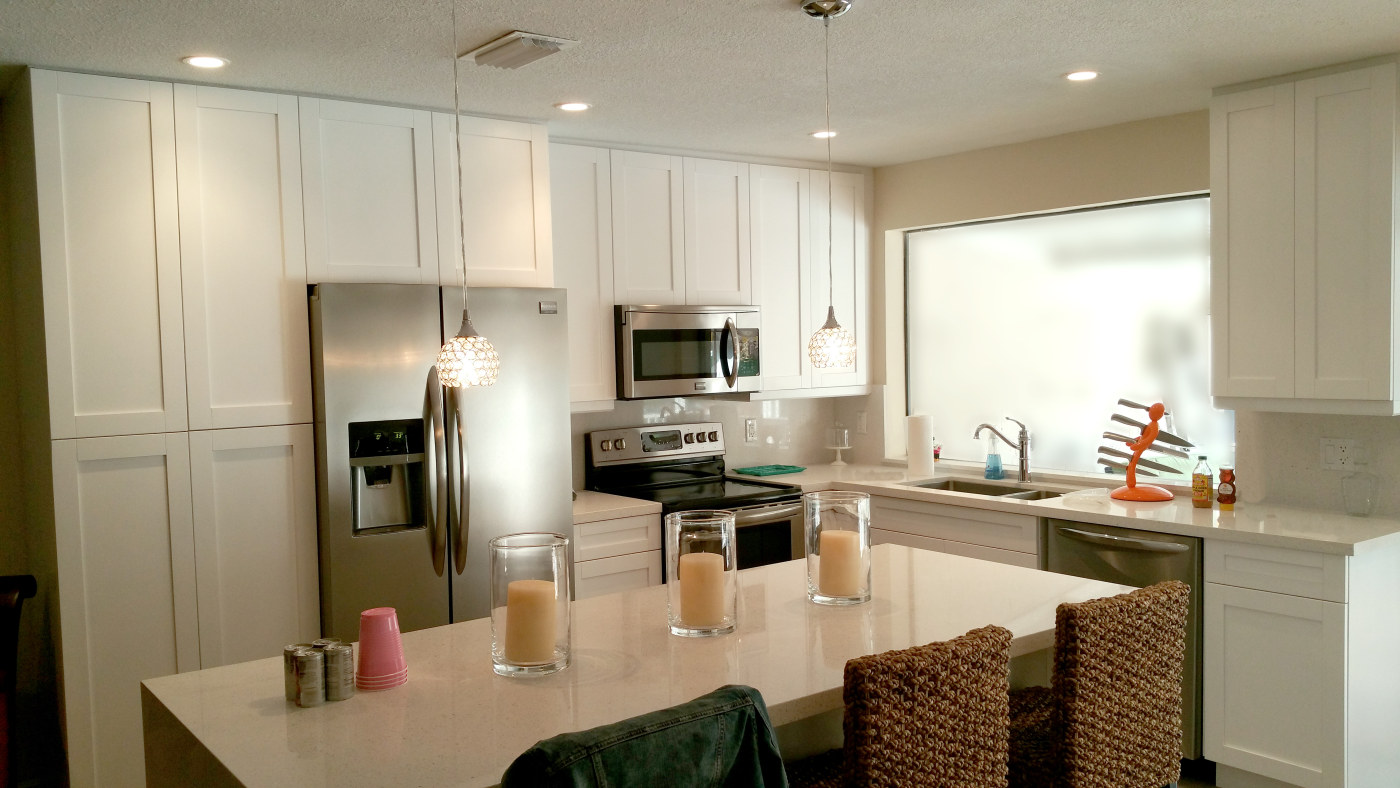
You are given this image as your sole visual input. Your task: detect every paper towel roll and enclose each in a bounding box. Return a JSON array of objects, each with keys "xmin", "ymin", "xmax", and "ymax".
[{"xmin": 907, "ymin": 415, "xmax": 936, "ymax": 477}]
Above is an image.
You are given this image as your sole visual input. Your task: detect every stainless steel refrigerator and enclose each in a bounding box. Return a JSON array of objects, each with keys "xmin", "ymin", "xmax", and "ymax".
[{"xmin": 310, "ymin": 284, "xmax": 573, "ymax": 640}]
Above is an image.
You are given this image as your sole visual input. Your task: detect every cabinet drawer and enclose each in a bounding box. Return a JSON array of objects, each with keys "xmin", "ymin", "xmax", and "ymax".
[
  {"xmin": 1205, "ymin": 541, "xmax": 1346, "ymax": 603},
  {"xmin": 937, "ymin": 539, "xmax": 1038, "ymax": 569},
  {"xmin": 574, "ymin": 514, "xmax": 661, "ymax": 562},
  {"xmin": 870, "ymin": 528, "xmax": 940, "ymax": 552},
  {"xmin": 872, "ymin": 496, "xmax": 1038, "ymax": 553},
  {"xmin": 574, "ymin": 550, "xmax": 662, "ymax": 600}
]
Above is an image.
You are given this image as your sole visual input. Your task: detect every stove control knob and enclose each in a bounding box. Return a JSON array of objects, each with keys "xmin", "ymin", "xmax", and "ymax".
[
  {"xmin": 684, "ymin": 433, "xmax": 694, "ymax": 444},
  {"xmin": 615, "ymin": 439, "xmax": 627, "ymax": 450},
  {"xmin": 695, "ymin": 433, "xmax": 706, "ymax": 443},
  {"xmin": 599, "ymin": 440, "xmax": 612, "ymax": 451},
  {"xmin": 708, "ymin": 431, "xmax": 719, "ymax": 442}
]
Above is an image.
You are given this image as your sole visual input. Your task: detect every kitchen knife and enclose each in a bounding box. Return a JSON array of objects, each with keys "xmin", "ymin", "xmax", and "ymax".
[
  {"xmin": 1102, "ymin": 431, "xmax": 1191, "ymax": 459},
  {"xmin": 1109, "ymin": 413, "xmax": 1194, "ymax": 447},
  {"xmin": 1096, "ymin": 446, "xmax": 1179, "ymax": 474},
  {"xmin": 1097, "ymin": 457, "xmax": 1158, "ymax": 477},
  {"xmin": 1117, "ymin": 398, "xmax": 1171, "ymax": 414}
]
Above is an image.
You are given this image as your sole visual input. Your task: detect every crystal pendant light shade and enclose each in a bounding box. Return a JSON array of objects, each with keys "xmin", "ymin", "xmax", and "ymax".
[
  {"xmin": 437, "ymin": 311, "xmax": 500, "ymax": 388},
  {"xmin": 808, "ymin": 305, "xmax": 856, "ymax": 369}
]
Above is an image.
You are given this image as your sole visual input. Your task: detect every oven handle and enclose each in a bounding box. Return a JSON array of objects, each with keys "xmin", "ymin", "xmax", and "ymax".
[
  {"xmin": 732, "ymin": 502, "xmax": 803, "ymax": 527},
  {"xmin": 720, "ymin": 317, "xmax": 739, "ymax": 389},
  {"xmin": 1056, "ymin": 526, "xmax": 1190, "ymax": 553}
]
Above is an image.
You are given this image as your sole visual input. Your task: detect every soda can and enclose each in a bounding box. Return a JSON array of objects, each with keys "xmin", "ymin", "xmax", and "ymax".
[
  {"xmin": 295, "ymin": 649, "xmax": 325, "ymax": 708},
  {"xmin": 311, "ymin": 638, "xmax": 342, "ymax": 649},
  {"xmin": 324, "ymin": 644, "xmax": 356, "ymax": 701},
  {"xmin": 284, "ymin": 643, "xmax": 313, "ymax": 701}
]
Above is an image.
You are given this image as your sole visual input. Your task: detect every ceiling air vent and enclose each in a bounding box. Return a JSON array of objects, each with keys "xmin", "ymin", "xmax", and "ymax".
[{"xmin": 464, "ymin": 31, "xmax": 578, "ymax": 69}]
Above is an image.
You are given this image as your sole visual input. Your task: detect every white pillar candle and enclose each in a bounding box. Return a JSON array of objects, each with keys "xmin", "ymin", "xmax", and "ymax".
[
  {"xmin": 819, "ymin": 530, "xmax": 863, "ymax": 597},
  {"xmin": 504, "ymin": 579, "xmax": 556, "ymax": 664},
  {"xmin": 678, "ymin": 552, "xmax": 726, "ymax": 627}
]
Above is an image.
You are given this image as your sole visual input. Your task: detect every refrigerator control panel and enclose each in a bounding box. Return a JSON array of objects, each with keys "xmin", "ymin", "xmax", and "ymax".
[{"xmin": 588, "ymin": 422, "xmax": 725, "ymax": 466}]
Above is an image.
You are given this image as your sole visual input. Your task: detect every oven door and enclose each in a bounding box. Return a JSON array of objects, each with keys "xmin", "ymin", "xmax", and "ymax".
[
  {"xmin": 730, "ymin": 500, "xmax": 804, "ymax": 570},
  {"xmin": 616, "ymin": 306, "xmax": 760, "ymax": 399}
]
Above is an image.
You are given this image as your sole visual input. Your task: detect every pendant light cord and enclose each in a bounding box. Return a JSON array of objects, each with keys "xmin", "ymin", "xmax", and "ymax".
[
  {"xmin": 823, "ymin": 16, "xmax": 834, "ymax": 309},
  {"xmin": 451, "ymin": 0, "xmax": 468, "ymax": 316}
]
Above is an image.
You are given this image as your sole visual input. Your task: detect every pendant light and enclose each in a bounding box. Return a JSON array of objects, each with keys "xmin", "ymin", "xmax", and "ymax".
[
  {"xmin": 437, "ymin": 0, "xmax": 501, "ymax": 388},
  {"xmin": 804, "ymin": 0, "xmax": 857, "ymax": 371}
]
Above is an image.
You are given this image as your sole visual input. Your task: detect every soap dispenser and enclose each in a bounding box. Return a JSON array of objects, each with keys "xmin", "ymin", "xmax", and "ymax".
[{"xmin": 984, "ymin": 432, "xmax": 1005, "ymax": 480}]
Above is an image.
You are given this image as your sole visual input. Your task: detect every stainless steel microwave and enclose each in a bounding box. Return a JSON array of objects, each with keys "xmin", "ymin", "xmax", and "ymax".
[{"xmin": 615, "ymin": 305, "xmax": 761, "ymax": 399}]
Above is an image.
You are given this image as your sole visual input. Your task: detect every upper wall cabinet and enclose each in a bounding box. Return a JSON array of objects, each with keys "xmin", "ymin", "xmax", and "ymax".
[
  {"xmin": 174, "ymin": 85, "xmax": 312, "ymax": 430},
  {"xmin": 683, "ymin": 158, "xmax": 751, "ymax": 305},
  {"xmin": 434, "ymin": 114, "xmax": 553, "ymax": 287},
  {"xmin": 28, "ymin": 70, "xmax": 189, "ymax": 439},
  {"xmin": 750, "ymin": 165, "xmax": 812, "ymax": 391},
  {"xmin": 612, "ymin": 150, "xmax": 686, "ymax": 304},
  {"xmin": 1211, "ymin": 61, "xmax": 1400, "ymax": 414},
  {"xmin": 300, "ymin": 98, "xmax": 439, "ymax": 284},
  {"xmin": 550, "ymin": 144, "xmax": 617, "ymax": 406},
  {"xmin": 809, "ymin": 169, "xmax": 870, "ymax": 389}
]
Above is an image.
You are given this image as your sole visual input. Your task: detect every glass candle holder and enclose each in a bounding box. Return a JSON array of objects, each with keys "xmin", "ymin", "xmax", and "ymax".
[
  {"xmin": 665, "ymin": 510, "xmax": 738, "ymax": 637},
  {"xmin": 489, "ymin": 533, "xmax": 571, "ymax": 676},
  {"xmin": 804, "ymin": 490, "xmax": 871, "ymax": 605}
]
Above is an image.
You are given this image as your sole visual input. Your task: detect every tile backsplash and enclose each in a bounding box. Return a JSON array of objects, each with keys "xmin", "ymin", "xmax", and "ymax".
[
  {"xmin": 570, "ymin": 397, "xmax": 844, "ymax": 489},
  {"xmin": 1235, "ymin": 410, "xmax": 1400, "ymax": 516}
]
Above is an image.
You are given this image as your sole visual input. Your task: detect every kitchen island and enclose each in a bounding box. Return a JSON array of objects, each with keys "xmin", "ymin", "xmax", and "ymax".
[{"xmin": 142, "ymin": 545, "xmax": 1131, "ymax": 787}]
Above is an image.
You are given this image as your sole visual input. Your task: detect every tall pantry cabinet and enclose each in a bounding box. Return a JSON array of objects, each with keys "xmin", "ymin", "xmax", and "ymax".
[{"xmin": 5, "ymin": 70, "xmax": 319, "ymax": 787}]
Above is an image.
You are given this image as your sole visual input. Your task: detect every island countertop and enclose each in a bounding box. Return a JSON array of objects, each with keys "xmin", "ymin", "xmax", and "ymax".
[{"xmin": 142, "ymin": 545, "xmax": 1131, "ymax": 788}]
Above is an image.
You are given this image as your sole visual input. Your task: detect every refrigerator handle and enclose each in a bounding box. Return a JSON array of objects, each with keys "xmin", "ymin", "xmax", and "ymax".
[
  {"xmin": 451, "ymin": 387, "xmax": 470, "ymax": 575},
  {"xmin": 425, "ymin": 367, "xmax": 448, "ymax": 576}
]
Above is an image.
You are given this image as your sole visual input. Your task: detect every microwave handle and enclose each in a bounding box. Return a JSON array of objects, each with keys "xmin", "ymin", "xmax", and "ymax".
[{"xmin": 721, "ymin": 317, "xmax": 739, "ymax": 388}]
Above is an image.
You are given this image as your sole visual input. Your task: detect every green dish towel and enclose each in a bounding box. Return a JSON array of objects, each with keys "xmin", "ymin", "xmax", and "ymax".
[{"xmin": 733, "ymin": 464, "xmax": 806, "ymax": 477}]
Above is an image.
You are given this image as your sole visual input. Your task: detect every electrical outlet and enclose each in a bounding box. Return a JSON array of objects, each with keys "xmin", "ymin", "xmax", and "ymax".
[
  {"xmin": 744, "ymin": 418, "xmax": 757, "ymax": 443},
  {"xmin": 1320, "ymin": 437, "xmax": 1360, "ymax": 470},
  {"xmin": 856, "ymin": 411, "xmax": 868, "ymax": 434}
]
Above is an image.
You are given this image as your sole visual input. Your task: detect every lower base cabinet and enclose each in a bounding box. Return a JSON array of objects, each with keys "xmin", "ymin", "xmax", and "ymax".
[
  {"xmin": 869, "ymin": 496, "xmax": 1039, "ymax": 568},
  {"xmin": 572, "ymin": 512, "xmax": 664, "ymax": 600},
  {"xmin": 575, "ymin": 550, "xmax": 663, "ymax": 599}
]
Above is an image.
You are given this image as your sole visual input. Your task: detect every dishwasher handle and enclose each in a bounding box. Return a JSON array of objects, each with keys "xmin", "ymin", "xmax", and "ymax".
[{"xmin": 1056, "ymin": 526, "xmax": 1190, "ymax": 554}]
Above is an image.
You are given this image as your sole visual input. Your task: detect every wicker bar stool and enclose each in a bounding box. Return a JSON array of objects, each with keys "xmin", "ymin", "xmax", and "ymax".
[
  {"xmin": 786, "ymin": 625, "xmax": 1013, "ymax": 788},
  {"xmin": 1008, "ymin": 581, "xmax": 1190, "ymax": 788}
]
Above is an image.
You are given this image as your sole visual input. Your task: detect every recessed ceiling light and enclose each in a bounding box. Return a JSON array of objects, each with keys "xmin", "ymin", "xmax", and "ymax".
[
  {"xmin": 811, "ymin": 130, "xmax": 837, "ymax": 139},
  {"xmin": 556, "ymin": 102, "xmax": 591, "ymax": 112},
  {"xmin": 182, "ymin": 56, "xmax": 229, "ymax": 69},
  {"xmin": 1065, "ymin": 70, "xmax": 1099, "ymax": 82}
]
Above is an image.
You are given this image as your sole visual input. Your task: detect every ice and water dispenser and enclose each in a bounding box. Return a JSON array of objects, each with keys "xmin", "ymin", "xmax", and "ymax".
[{"xmin": 349, "ymin": 419, "xmax": 426, "ymax": 534}]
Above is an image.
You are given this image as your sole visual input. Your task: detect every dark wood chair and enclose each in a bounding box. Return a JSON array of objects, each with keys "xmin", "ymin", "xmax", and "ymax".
[
  {"xmin": 787, "ymin": 625, "xmax": 1013, "ymax": 788},
  {"xmin": 0, "ymin": 575, "xmax": 37, "ymax": 788},
  {"xmin": 1008, "ymin": 581, "xmax": 1190, "ymax": 788}
]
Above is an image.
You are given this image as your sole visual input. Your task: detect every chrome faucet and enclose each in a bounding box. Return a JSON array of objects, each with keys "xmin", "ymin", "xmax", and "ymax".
[{"xmin": 974, "ymin": 417, "xmax": 1030, "ymax": 482}]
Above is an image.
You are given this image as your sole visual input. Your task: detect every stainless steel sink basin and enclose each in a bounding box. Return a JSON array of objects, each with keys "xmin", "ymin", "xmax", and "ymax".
[{"xmin": 904, "ymin": 479, "xmax": 1063, "ymax": 500}]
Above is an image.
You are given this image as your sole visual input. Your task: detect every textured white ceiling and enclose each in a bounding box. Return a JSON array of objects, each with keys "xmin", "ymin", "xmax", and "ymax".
[{"xmin": 3, "ymin": 1, "xmax": 1400, "ymax": 167}]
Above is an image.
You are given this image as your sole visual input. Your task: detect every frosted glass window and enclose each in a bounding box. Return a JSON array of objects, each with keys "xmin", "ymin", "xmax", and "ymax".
[{"xmin": 906, "ymin": 197, "xmax": 1233, "ymax": 478}]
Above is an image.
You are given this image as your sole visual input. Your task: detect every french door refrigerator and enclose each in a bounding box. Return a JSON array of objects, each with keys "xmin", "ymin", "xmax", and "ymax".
[{"xmin": 310, "ymin": 284, "xmax": 573, "ymax": 640}]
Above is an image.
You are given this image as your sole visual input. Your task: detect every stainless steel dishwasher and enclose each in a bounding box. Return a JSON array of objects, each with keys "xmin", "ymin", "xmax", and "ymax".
[{"xmin": 1042, "ymin": 518, "xmax": 1203, "ymax": 759}]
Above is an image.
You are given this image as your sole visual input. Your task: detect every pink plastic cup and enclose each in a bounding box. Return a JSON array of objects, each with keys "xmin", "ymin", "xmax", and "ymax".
[{"xmin": 357, "ymin": 607, "xmax": 407, "ymax": 681}]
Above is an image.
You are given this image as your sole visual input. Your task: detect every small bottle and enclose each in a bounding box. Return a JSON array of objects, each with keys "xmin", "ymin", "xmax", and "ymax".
[
  {"xmin": 984, "ymin": 433, "xmax": 1004, "ymax": 480},
  {"xmin": 932, "ymin": 441, "xmax": 942, "ymax": 463},
  {"xmin": 1191, "ymin": 456, "xmax": 1213, "ymax": 509},
  {"xmin": 1216, "ymin": 467, "xmax": 1236, "ymax": 511}
]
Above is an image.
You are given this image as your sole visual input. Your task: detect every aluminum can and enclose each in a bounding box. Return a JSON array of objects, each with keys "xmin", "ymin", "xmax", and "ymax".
[
  {"xmin": 284, "ymin": 643, "xmax": 313, "ymax": 701},
  {"xmin": 294, "ymin": 649, "xmax": 325, "ymax": 708},
  {"xmin": 324, "ymin": 643, "xmax": 356, "ymax": 701},
  {"xmin": 311, "ymin": 638, "xmax": 342, "ymax": 650}
]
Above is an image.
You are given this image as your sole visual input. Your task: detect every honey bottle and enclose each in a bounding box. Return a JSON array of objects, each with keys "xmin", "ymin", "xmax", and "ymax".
[{"xmin": 1217, "ymin": 467, "xmax": 1236, "ymax": 511}]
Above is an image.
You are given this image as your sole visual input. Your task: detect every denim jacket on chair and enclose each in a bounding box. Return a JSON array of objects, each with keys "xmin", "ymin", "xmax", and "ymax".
[{"xmin": 500, "ymin": 684, "xmax": 790, "ymax": 788}]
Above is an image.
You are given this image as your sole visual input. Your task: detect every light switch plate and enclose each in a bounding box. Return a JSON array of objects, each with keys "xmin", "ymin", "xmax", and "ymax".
[
  {"xmin": 744, "ymin": 418, "xmax": 757, "ymax": 443},
  {"xmin": 1320, "ymin": 437, "xmax": 1360, "ymax": 470}
]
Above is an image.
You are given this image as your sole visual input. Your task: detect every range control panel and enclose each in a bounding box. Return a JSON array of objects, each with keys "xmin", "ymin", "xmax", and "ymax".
[{"xmin": 587, "ymin": 422, "xmax": 725, "ymax": 466}]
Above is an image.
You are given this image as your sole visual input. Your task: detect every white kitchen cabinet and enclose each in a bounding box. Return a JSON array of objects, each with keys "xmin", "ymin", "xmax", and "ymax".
[
  {"xmin": 51, "ymin": 433, "xmax": 198, "ymax": 788},
  {"xmin": 550, "ymin": 143, "xmax": 617, "ymax": 407},
  {"xmin": 435, "ymin": 114, "xmax": 553, "ymax": 287},
  {"xmin": 1211, "ymin": 61, "xmax": 1400, "ymax": 414},
  {"xmin": 572, "ymin": 511, "xmax": 663, "ymax": 599},
  {"xmin": 299, "ymin": 98, "xmax": 439, "ymax": 284},
  {"xmin": 683, "ymin": 158, "xmax": 751, "ymax": 305},
  {"xmin": 809, "ymin": 169, "xmax": 870, "ymax": 388},
  {"xmin": 750, "ymin": 165, "xmax": 812, "ymax": 391},
  {"xmin": 189, "ymin": 425, "xmax": 319, "ymax": 668},
  {"xmin": 28, "ymin": 70, "xmax": 188, "ymax": 439},
  {"xmin": 174, "ymin": 85, "xmax": 312, "ymax": 430},
  {"xmin": 575, "ymin": 551, "xmax": 664, "ymax": 600},
  {"xmin": 870, "ymin": 496, "xmax": 1038, "ymax": 565},
  {"xmin": 611, "ymin": 150, "xmax": 686, "ymax": 304}
]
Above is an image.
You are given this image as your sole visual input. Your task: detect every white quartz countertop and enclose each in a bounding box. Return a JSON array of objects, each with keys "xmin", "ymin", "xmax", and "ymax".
[
  {"xmin": 774, "ymin": 464, "xmax": 1400, "ymax": 556},
  {"xmin": 571, "ymin": 490, "xmax": 661, "ymax": 524},
  {"xmin": 142, "ymin": 545, "xmax": 1130, "ymax": 788}
]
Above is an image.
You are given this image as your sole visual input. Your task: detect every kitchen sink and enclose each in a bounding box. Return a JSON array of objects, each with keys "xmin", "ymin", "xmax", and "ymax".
[{"xmin": 903, "ymin": 478, "xmax": 1063, "ymax": 500}]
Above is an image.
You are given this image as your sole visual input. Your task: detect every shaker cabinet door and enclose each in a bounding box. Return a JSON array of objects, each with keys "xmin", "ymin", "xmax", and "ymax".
[
  {"xmin": 810, "ymin": 170, "xmax": 870, "ymax": 388},
  {"xmin": 300, "ymin": 98, "xmax": 438, "ymax": 284},
  {"xmin": 551, "ymin": 143, "xmax": 618, "ymax": 405},
  {"xmin": 683, "ymin": 158, "xmax": 751, "ymax": 305},
  {"xmin": 750, "ymin": 165, "xmax": 812, "ymax": 391},
  {"xmin": 51, "ymin": 433, "xmax": 198, "ymax": 788},
  {"xmin": 30, "ymin": 70, "xmax": 188, "ymax": 438},
  {"xmin": 175, "ymin": 85, "xmax": 312, "ymax": 429},
  {"xmin": 612, "ymin": 150, "xmax": 685, "ymax": 304}
]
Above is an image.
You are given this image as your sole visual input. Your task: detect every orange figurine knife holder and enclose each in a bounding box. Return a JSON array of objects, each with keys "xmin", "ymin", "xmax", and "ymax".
[{"xmin": 1110, "ymin": 402, "xmax": 1175, "ymax": 502}]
